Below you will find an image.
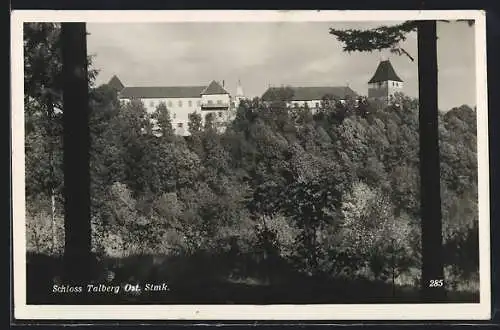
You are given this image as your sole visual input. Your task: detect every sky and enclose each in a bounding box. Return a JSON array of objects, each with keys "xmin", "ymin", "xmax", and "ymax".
[{"xmin": 87, "ymin": 20, "xmax": 476, "ymax": 111}]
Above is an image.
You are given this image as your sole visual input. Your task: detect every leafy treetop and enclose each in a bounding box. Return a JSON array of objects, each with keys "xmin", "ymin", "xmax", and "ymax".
[{"xmin": 329, "ymin": 19, "xmax": 475, "ymax": 62}]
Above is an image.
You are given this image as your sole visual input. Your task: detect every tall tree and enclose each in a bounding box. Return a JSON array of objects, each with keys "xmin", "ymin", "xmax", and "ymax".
[
  {"xmin": 328, "ymin": 20, "xmax": 472, "ymax": 301},
  {"xmin": 61, "ymin": 23, "xmax": 93, "ymax": 287},
  {"xmin": 416, "ymin": 20, "xmax": 444, "ymax": 301},
  {"xmin": 24, "ymin": 23, "xmax": 65, "ymax": 253},
  {"xmin": 204, "ymin": 112, "xmax": 216, "ymax": 131},
  {"xmin": 24, "ymin": 23, "xmax": 98, "ymax": 254},
  {"xmin": 154, "ymin": 101, "xmax": 174, "ymax": 138},
  {"xmin": 188, "ymin": 112, "xmax": 203, "ymax": 134}
]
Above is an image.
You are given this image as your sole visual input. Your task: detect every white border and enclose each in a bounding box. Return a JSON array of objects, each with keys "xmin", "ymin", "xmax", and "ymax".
[{"xmin": 11, "ymin": 10, "xmax": 490, "ymax": 321}]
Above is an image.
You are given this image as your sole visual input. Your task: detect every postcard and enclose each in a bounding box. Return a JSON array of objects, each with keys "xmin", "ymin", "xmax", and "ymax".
[{"xmin": 11, "ymin": 9, "xmax": 490, "ymax": 320}]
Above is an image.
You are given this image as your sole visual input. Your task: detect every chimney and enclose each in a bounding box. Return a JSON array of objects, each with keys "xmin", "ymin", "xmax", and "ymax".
[{"xmin": 222, "ymin": 80, "xmax": 225, "ymax": 87}]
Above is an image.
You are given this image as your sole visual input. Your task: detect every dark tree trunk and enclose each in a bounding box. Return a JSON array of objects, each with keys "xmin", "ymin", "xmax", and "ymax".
[
  {"xmin": 417, "ymin": 20, "xmax": 446, "ymax": 301},
  {"xmin": 61, "ymin": 23, "xmax": 93, "ymax": 288},
  {"xmin": 45, "ymin": 94, "xmax": 58, "ymax": 254}
]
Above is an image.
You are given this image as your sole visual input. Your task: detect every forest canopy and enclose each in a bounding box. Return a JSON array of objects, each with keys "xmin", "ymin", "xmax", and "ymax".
[{"xmin": 24, "ymin": 23, "xmax": 479, "ymax": 301}]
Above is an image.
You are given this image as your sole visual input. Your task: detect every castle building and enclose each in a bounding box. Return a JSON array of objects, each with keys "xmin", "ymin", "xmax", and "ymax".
[
  {"xmin": 367, "ymin": 59, "xmax": 404, "ymax": 104},
  {"xmin": 260, "ymin": 60, "xmax": 403, "ymax": 109},
  {"xmin": 108, "ymin": 76, "xmax": 243, "ymax": 136},
  {"xmin": 261, "ymin": 85, "xmax": 358, "ymax": 110},
  {"xmin": 107, "ymin": 60, "xmax": 402, "ymax": 136}
]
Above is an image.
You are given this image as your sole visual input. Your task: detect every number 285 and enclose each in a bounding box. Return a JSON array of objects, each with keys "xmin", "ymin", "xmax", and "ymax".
[{"xmin": 429, "ymin": 279, "xmax": 444, "ymax": 287}]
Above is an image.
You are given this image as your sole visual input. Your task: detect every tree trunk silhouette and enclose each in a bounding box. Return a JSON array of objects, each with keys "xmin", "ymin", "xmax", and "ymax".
[
  {"xmin": 51, "ymin": 188, "xmax": 56, "ymax": 253},
  {"xmin": 417, "ymin": 20, "xmax": 446, "ymax": 301},
  {"xmin": 61, "ymin": 23, "xmax": 93, "ymax": 289},
  {"xmin": 45, "ymin": 92, "xmax": 58, "ymax": 255}
]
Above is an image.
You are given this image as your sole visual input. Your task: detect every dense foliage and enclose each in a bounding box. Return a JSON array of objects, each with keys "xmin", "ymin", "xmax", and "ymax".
[{"xmin": 24, "ymin": 24, "xmax": 479, "ymax": 299}]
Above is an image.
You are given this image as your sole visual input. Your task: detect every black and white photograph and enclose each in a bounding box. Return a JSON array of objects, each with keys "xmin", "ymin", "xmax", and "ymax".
[{"xmin": 12, "ymin": 10, "xmax": 490, "ymax": 320}]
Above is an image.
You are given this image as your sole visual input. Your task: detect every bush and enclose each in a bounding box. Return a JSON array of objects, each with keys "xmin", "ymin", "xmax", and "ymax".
[{"xmin": 26, "ymin": 196, "xmax": 64, "ymax": 255}]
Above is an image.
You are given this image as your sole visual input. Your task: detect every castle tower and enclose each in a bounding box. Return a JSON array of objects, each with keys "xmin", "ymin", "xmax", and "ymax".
[
  {"xmin": 235, "ymin": 79, "xmax": 244, "ymax": 106},
  {"xmin": 367, "ymin": 59, "xmax": 403, "ymax": 104}
]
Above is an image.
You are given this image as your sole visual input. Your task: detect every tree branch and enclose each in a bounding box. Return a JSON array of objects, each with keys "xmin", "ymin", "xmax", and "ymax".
[
  {"xmin": 329, "ymin": 19, "xmax": 474, "ymax": 60},
  {"xmin": 390, "ymin": 46, "xmax": 415, "ymax": 62},
  {"xmin": 329, "ymin": 21, "xmax": 418, "ymax": 55}
]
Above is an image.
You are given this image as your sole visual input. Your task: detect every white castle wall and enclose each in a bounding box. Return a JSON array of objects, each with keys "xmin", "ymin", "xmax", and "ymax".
[
  {"xmin": 200, "ymin": 93, "xmax": 231, "ymax": 107},
  {"xmin": 120, "ymin": 93, "xmax": 234, "ymax": 136}
]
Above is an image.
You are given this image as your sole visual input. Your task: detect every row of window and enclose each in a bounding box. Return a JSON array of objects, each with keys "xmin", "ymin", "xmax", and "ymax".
[
  {"xmin": 206, "ymin": 100, "xmax": 225, "ymax": 105},
  {"xmin": 290, "ymin": 100, "xmax": 349, "ymax": 108},
  {"xmin": 176, "ymin": 120, "xmax": 225, "ymax": 129},
  {"xmin": 148, "ymin": 100, "xmax": 200, "ymax": 108},
  {"xmin": 292, "ymin": 102, "xmax": 320, "ymax": 108},
  {"xmin": 375, "ymin": 81, "xmax": 401, "ymax": 88},
  {"xmin": 173, "ymin": 112, "xmax": 225, "ymax": 129},
  {"xmin": 148, "ymin": 99, "xmax": 226, "ymax": 108}
]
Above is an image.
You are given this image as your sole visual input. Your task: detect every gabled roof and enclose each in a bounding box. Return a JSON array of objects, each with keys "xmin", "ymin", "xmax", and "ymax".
[
  {"xmin": 368, "ymin": 60, "xmax": 403, "ymax": 83},
  {"xmin": 262, "ymin": 86, "xmax": 358, "ymax": 102},
  {"xmin": 107, "ymin": 75, "xmax": 125, "ymax": 91},
  {"xmin": 120, "ymin": 86, "xmax": 206, "ymax": 99},
  {"xmin": 201, "ymin": 80, "xmax": 229, "ymax": 95}
]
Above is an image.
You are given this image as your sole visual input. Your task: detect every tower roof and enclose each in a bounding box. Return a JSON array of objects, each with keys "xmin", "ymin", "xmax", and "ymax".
[
  {"xmin": 201, "ymin": 80, "xmax": 229, "ymax": 95},
  {"xmin": 107, "ymin": 75, "xmax": 125, "ymax": 91},
  {"xmin": 368, "ymin": 60, "xmax": 403, "ymax": 83}
]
